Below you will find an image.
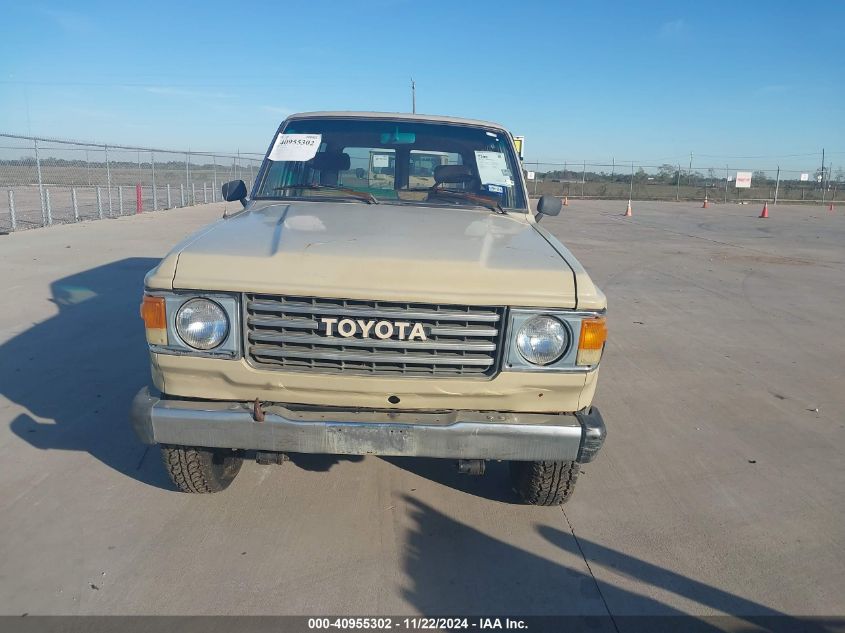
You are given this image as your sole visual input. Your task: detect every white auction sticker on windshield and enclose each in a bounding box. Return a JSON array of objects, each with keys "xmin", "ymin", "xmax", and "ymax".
[
  {"xmin": 268, "ymin": 133, "xmax": 322, "ymax": 161},
  {"xmin": 372, "ymin": 153, "xmax": 390, "ymax": 168},
  {"xmin": 474, "ymin": 151, "xmax": 513, "ymax": 186}
]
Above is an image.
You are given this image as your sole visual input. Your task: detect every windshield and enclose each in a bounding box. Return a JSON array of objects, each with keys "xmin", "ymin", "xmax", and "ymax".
[{"xmin": 253, "ymin": 117, "xmax": 527, "ymax": 210}]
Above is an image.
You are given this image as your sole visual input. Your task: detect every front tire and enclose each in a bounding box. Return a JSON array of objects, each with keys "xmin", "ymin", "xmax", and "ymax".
[
  {"xmin": 510, "ymin": 460, "xmax": 580, "ymax": 505},
  {"xmin": 160, "ymin": 444, "xmax": 243, "ymax": 493}
]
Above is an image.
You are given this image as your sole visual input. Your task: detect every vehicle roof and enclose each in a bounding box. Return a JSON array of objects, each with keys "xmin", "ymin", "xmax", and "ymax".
[{"xmin": 285, "ymin": 111, "xmax": 510, "ymax": 132}]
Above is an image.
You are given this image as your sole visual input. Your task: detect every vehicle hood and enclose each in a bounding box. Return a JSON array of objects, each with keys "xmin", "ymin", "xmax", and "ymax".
[{"xmin": 166, "ymin": 202, "xmax": 578, "ymax": 307}]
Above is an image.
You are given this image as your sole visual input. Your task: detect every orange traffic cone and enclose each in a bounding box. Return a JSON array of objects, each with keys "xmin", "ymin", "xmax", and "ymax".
[
  {"xmin": 702, "ymin": 196, "xmax": 709, "ymax": 209},
  {"xmin": 563, "ymin": 196, "xmax": 569, "ymax": 206},
  {"xmin": 623, "ymin": 200, "xmax": 632, "ymax": 217},
  {"xmin": 759, "ymin": 202, "xmax": 769, "ymax": 219}
]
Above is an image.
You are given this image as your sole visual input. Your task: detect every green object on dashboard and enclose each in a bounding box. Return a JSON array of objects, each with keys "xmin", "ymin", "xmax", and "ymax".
[{"xmin": 380, "ymin": 127, "xmax": 416, "ymax": 145}]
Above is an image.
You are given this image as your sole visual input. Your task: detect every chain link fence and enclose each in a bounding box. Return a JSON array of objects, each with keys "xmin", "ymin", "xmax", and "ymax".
[
  {"xmin": 524, "ymin": 161, "xmax": 842, "ymax": 205},
  {"xmin": 4, "ymin": 134, "xmax": 842, "ymax": 232},
  {"xmin": 0, "ymin": 133, "xmax": 263, "ymax": 232}
]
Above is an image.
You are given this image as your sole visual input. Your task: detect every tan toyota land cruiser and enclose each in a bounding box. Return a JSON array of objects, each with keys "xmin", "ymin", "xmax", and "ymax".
[{"xmin": 132, "ymin": 112, "xmax": 607, "ymax": 505}]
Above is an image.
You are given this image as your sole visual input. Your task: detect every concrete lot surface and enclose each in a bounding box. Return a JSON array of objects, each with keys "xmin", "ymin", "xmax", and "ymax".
[{"xmin": 0, "ymin": 199, "xmax": 843, "ymax": 621}]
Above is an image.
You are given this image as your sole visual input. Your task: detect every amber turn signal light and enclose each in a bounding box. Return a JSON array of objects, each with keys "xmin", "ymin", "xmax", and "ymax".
[
  {"xmin": 140, "ymin": 295, "xmax": 167, "ymax": 345},
  {"xmin": 576, "ymin": 316, "xmax": 607, "ymax": 366}
]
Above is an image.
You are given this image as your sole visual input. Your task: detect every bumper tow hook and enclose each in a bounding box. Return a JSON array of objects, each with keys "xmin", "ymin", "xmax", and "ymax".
[{"xmin": 252, "ymin": 398, "xmax": 265, "ymax": 422}]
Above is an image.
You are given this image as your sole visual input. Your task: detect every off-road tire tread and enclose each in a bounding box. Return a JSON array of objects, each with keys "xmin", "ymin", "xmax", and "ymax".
[
  {"xmin": 161, "ymin": 445, "xmax": 241, "ymax": 493},
  {"xmin": 510, "ymin": 460, "xmax": 580, "ymax": 506}
]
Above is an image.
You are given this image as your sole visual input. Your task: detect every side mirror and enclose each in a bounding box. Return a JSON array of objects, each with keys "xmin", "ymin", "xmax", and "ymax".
[
  {"xmin": 222, "ymin": 180, "xmax": 247, "ymax": 207},
  {"xmin": 536, "ymin": 195, "xmax": 562, "ymax": 218}
]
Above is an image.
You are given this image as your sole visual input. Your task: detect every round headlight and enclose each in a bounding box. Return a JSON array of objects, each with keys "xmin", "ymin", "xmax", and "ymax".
[
  {"xmin": 175, "ymin": 298, "xmax": 229, "ymax": 350},
  {"xmin": 515, "ymin": 315, "xmax": 568, "ymax": 365}
]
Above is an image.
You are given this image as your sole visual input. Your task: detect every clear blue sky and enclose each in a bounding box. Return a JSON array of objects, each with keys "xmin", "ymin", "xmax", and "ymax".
[{"xmin": 1, "ymin": 1, "xmax": 843, "ymax": 173}]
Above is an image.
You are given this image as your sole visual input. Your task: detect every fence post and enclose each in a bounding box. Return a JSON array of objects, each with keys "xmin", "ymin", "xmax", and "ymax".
[
  {"xmin": 119, "ymin": 185, "xmax": 124, "ymax": 215},
  {"xmin": 136, "ymin": 184, "xmax": 143, "ymax": 213},
  {"xmin": 629, "ymin": 161, "xmax": 634, "ymax": 202},
  {"xmin": 105, "ymin": 144, "xmax": 113, "ymax": 216},
  {"xmin": 72, "ymin": 187, "xmax": 79, "ymax": 222},
  {"xmin": 34, "ymin": 138, "xmax": 46, "ymax": 225},
  {"xmin": 581, "ymin": 161, "xmax": 586, "ymax": 198},
  {"xmin": 185, "ymin": 152, "xmax": 190, "ymax": 204},
  {"xmin": 774, "ymin": 166, "xmax": 780, "ymax": 206},
  {"xmin": 152, "ymin": 152, "xmax": 158, "ymax": 211},
  {"xmin": 212, "ymin": 155, "xmax": 218, "ymax": 202},
  {"xmin": 180, "ymin": 184, "xmax": 185, "ymax": 207},
  {"xmin": 204, "ymin": 182, "xmax": 208, "ymax": 204},
  {"xmin": 822, "ymin": 169, "xmax": 827, "ymax": 206},
  {"xmin": 676, "ymin": 164, "xmax": 681, "ymax": 201},
  {"xmin": 45, "ymin": 188, "xmax": 53, "ymax": 225},
  {"xmin": 8, "ymin": 190, "xmax": 16, "ymax": 231},
  {"xmin": 192, "ymin": 182, "xmax": 196, "ymax": 205},
  {"xmin": 167, "ymin": 184, "xmax": 172, "ymax": 209},
  {"xmin": 725, "ymin": 165, "xmax": 729, "ymax": 203},
  {"xmin": 96, "ymin": 187, "xmax": 103, "ymax": 219}
]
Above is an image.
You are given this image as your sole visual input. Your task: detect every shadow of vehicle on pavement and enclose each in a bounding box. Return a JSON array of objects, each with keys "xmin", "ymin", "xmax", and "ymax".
[
  {"xmin": 384, "ymin": 456, "xmax": 521, "ymax": 504},
  {"xmin": 401, "ymin": 495, "xmax": 841, "ymax": 631},
  {"xmin": 3, "ymin": 257, "xmax": 172, "ymax": 489},
  {"xmin": 287, "ymin": 453, "xmax": 364, "ymax": 472}
]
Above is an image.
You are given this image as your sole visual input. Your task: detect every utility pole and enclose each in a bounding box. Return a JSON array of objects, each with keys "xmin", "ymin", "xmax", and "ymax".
[
  {"xmin": 411, "ymin": 78, "xmax": 416, "ymax": 114},
  {"xmin": 821, "ymin": 148, "xmax": 825, "ymax": 188},
  {"xmin": 688, "ymin": 151, "xmax": 693, "ymax": 186}
]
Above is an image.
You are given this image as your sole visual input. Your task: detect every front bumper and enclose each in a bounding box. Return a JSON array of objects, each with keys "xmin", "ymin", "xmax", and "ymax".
[{"xmin": 130, "ymin": 387, "xmax": 606, "ymax": 463}]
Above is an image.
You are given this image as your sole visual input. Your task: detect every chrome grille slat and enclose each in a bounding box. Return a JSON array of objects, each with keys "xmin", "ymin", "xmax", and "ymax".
[
  {"xmin": 250, "ymin": 346, "xmax": 495, "ymax": 366},
  {"xmin": 244, "ymin": 294, "xmax": 505, "ymax": 377},
  {"xmin": 428, "ymin": 325, "xmax": 498, "ymax": 337},
  {"xmin": 249, "ymin": 332, "xmax": 497, "ymax": 352},
  {"xmin": 247, "ymin": 316, "xmax": 319, "ymax": 329},
  {"xmin": 248, "ymin": 300, "xmax": 500, "ymax": 322}
]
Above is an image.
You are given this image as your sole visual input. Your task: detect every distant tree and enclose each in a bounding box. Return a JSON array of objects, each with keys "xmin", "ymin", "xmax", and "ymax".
[
  {"xmin": 635, "ymin": 167, "xmax": 647, "ymax": 181},
  {"xmin": 753, "ymin": 170, "xmax": 769, "ymax": 184},
  {"xmin": 657, "ymin": 164, "xmax": 676, "ymax": 181}
]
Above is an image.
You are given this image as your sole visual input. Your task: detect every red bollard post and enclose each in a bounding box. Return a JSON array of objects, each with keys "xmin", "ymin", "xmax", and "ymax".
[{"xmin": 136, "ymin": 184, "xmax": 143, "ymax": 214}]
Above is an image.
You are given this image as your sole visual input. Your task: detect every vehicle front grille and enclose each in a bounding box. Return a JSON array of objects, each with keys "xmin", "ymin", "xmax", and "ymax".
[{"xmin": 244, "ymin": 294, "xmax": 505, "ymax": 377}]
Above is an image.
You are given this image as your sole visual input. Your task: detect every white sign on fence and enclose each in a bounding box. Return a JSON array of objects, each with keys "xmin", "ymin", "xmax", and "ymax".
[
  {"xmin": 735, "ymin": 171, "xmax": 752, "ymax": 188},
  {"xmin": 527, "ymin": 171, "xmax": 535, "ymax": 180},
  {"xmin": 800, "ymin": 173, "xmax": 809, "ymax": 182}
]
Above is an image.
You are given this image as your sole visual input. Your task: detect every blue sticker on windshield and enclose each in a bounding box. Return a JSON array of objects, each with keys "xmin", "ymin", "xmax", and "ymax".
[{"xmin": 486, "ymin": 184, "xmax": 504, "ymax": 194}]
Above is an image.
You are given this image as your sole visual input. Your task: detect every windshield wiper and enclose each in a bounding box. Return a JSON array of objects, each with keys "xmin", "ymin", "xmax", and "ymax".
[
  {"xmin": 272, "ymin": 184, "xmax": 378, "ymax": 204},
  {"xmin": 428, "ymin": 188, "xmax": 506, "ymax": 214}
]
